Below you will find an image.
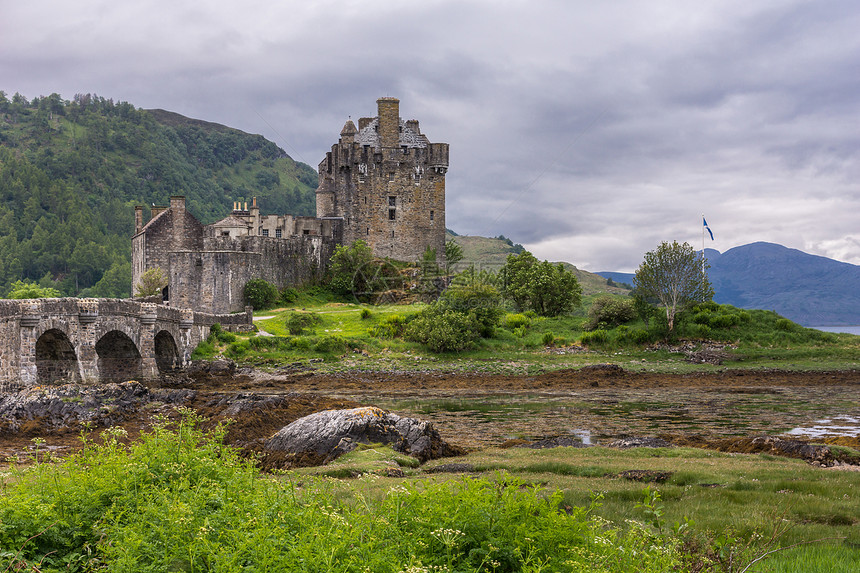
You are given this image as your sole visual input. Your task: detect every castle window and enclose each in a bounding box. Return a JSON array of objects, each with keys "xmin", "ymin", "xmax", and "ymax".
[
  {"xmin": 303, "ymin": 229, "xmax": 310, "ymax": 235},
  {"xmin": 389, "ymin": 209, "xmax": 396, "ymax": 221},
  {"xmin": 414, "ymin": 173, "xmax": 421, "ymax": 184},
  {"xmin": 391, "ymin": 230, "xmax": 395, "ymax": 238},
  {"xmin": 366, "ymin": 227, "xmax": 369, "ymax": 236},
  {"xmin": 262, "ymin": 229, "xmax": 269, "ymax": 237},
  {"xmin": 388, "ymin": 195, "xmax": 396, "ymax": 221},
  {"xmin": 275, "ymin": 229, "xmax": 282, "ymax": 238},
  {"xmin": 388, "ymin": 196, "xmax": 396, "ymax": 206},
  {"xmin": 221, "ymin": 231, "xmax": 229, "ymax": 237},
  {"xmin": 388, "ymin": 172, "xmax": 395, "ymax": 182},
  {"xmin": 359, "ymin": 173, "xmax": 366, "ymax": 183},
  {"xmin": 430, "ymin": 210, "xmax": 434, "ymax": 221}
]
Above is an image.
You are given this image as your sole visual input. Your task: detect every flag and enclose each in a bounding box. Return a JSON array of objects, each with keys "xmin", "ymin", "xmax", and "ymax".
[{"xmin": 703, "ymin": 217, "xmax": 714, "ymax": 241}]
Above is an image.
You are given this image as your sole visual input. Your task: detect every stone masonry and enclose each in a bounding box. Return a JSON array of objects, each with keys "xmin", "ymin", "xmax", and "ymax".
[
  {"xmin": 317, "ymin": 97, "xmax": 448, "ymax": 262},
  {"xmin": 0, "ymin": 298, "xmax": 250, "ymax": 390},
  {"xmin": 132, "ymin": 97, "xmax": 447, "ymax": 315}
]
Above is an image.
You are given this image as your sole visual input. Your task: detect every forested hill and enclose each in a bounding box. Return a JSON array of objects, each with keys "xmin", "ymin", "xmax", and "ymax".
[{"xmin": 0, "ymin": 92, "xmax": 319, "ymax": 298}]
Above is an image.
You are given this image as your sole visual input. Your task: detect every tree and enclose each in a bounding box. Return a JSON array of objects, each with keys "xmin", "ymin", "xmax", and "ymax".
[
  {"xmin": 444, "ymin": 239, "xmax": 463, "ymax": 273},
  {"xmin": 5, "ymin": 280, "xmax": 61, "ymax": 299},
  {"xmin": 633, "ymin": 241, "xmax": 714, "ymax": 333},
  {"xmin": 328, "ymin": 240, "xmax": 375, "ymax": 296},
  {"xmin": 243, "ymin": 279, "xmax": 280, "ymax": 310},
  {"xmin": 500, "ymin": 251, "xmax": 582, "ymax": 316},
  {"xmin": 135, "ymin": 268, "xmax": 167, "ymax": 297}
]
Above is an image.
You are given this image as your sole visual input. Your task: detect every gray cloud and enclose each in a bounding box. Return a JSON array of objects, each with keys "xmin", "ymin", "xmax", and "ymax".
[{"xmin": 3, "ymin": 0, "xmax": 860, "ymax": 271}]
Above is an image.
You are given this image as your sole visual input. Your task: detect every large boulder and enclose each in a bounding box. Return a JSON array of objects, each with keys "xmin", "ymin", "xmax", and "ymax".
[{"xmin": 264, "ymin": 406, "xmax": 462, "ymax": 464}]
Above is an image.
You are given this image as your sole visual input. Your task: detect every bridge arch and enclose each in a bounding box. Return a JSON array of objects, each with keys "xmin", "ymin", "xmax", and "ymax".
[
  {"xmin": 95, "ymin": 330, "xmax": 142, "ymax": 382},
  {"xmin": 35, "ymin": 328, "xmax": 80, "ymax": 384},
  {"xmin": 154, "ymin": 330, "xmax": 180, "ymax": 373}
]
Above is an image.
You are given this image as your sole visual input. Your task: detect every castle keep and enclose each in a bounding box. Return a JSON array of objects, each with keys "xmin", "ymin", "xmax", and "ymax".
[
  {"xmin": 132, "ymin": 97, "xmax": 447, "ymax": 314},
  {"xmin": 317, "ymin": 97, "xmax": 448, "ymax": 261}
]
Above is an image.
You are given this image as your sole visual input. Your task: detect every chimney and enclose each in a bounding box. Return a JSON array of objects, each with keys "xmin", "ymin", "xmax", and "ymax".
[
  {"xmin": 170, "ymin": 196, "xmax": 186, "ymax": 211},
  {"xmin": 377, "ymin": 97, "xmax": 400, "ymax": 149},
  {"xmin": 135, "ymin": 206, "xmax": 143, "ymax": 233}
]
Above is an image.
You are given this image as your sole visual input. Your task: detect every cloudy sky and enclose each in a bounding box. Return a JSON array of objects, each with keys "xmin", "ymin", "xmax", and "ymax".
[{"xmin": 3, "ymin": 0, "xmax": 859, "ymax": 271}]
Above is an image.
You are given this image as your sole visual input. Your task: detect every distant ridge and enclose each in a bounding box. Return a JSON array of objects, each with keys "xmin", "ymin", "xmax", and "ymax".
[{"xmin": 597, "ymin": 242, "xmax": 860, "ymax": 326}]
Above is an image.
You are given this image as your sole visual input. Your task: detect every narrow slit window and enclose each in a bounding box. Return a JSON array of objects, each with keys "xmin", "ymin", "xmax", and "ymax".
[{"xmin": 430, "ymin": 210, "xmax": 434, "ymax": 221}]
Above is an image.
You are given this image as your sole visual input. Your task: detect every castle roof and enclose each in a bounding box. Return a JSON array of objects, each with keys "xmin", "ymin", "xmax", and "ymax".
[
  {"xmin": 340, "ymin": 120, "xmax": 357, "ymax": 136},
  {"xmin": 355, "ymin": 118, "xmax": 428, "ymax": 149}
]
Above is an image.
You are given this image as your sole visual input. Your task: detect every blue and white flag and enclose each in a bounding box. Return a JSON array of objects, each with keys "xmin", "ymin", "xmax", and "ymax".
[{"xmin": 703, "ymin": 217, "xmax": 714, "ymax": 241}]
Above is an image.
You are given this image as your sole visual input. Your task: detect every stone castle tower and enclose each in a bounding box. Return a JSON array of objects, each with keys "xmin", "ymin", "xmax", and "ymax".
[{"xmin": 316, "ymin": 97, "xmax": 449, "ymax": 261}]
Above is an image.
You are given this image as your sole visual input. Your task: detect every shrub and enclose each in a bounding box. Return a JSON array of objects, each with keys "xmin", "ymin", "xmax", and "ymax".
[
  {"xmin": 368, "ymin": 313, "xmax": 408, "ymax": 339},
  {"xmin": 503, "ymin": 313, "xmax": 530, "ymax": 330},
  {"xmin": 542, "ymin": 332, "xmax": 556, "ymax": 346},
  {"xmin": 580, "ymin": 329, "xmax": 609, "ymax": 347},
  {"xmin": 243, "ymin": 278, "xmax": 280, "ymax": 310},
  {"xmin": 405, "ymin": 307, "xmax": 481, "ymax": 352},
  {"xmin": 314, "ymin": 335, "xmax": 348, "ymax": 354},
  {"xmin": 775, "ymin": 318, "xmax": 798, "ymax": 332},
  {"xmin": 280, "ymin": 287, "xmax": 299, "ymax": 304},
  {"xmin": 585, "ymin": 295, "xmax": 636, "ymax": 330},
  {"xmin": 360, "ymin": 308, "xmax": 372, "ymax": 320},
  {"xmin": 286, "ymin": 312, "xmax": 322, "ymax": 335},
  {"xmin": 440, "ymin": 283, "xmax": 504, "ymax": 337}
]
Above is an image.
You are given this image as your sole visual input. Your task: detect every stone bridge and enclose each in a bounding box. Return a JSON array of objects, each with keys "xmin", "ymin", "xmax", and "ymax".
[{"xmin": 0, "ymin": 298, "xmax": 252, "ymax": 391}]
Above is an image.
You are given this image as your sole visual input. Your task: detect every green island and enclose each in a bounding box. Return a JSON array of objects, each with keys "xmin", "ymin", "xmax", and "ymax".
[{"xmin": 3, "ymin": 282, "xmax": 858, "ymax": 572}]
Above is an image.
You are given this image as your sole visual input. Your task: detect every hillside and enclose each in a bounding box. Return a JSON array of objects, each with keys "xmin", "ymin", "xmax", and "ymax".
[
  {"xmin": 448, "ymin": 233, "xmax": 630, "ymax": 297},
  {"xmin": 0, "ymin": 92, "xmax": 318, "ymax": 297},
  {"xmin": 598, "ymin": 242, "xmax": 860, "ymax": 326}
]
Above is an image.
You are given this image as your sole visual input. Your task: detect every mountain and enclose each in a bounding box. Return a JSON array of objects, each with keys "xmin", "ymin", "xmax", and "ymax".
[
  {"xmin": 0, "ymin": 92, "xmax": 318, "ymax": 297},
  {"xmin": 597, "ymin": 242, "xmax": 860, "ymax": 326}
]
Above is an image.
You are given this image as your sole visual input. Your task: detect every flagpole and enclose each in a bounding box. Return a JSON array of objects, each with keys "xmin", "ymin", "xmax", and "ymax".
[{"xmin": 702, "ymin": 214, "xmax": 706, "ymax": 299}]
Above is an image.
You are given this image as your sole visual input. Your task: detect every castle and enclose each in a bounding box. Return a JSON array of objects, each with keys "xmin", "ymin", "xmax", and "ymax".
[{"xmin": 131, "ymin": 97, "xmax": 448, "ymax": 314}]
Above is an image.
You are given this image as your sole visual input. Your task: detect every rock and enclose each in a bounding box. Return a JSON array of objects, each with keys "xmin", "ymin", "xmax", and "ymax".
[
  {"xmin": 187, "ymin": 359, "xmax": 236, "ymax": 376},
  {"xmin": 607, "ymin": 437, "xmax": 674, "ymax": 448},
  {"xmin": 264, "ymin": 406, "xmax": 462, "ymax": 464},
  {"xmin": 750, "ymin": 436, "xmax": 833, "ymax": 465},
  {"xmin": 619, "ymin": 469, "xmax": 674, "ymax": 483},
  {"xmin": 515, "ymin": 436, "xmax": 591, "ymax": 449},
  {"xmin": 0, "ymin": 382, "xmax": 194, "ymax": 433}
]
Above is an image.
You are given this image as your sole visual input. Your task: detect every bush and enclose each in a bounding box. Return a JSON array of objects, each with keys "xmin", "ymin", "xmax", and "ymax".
[
  {"xmin": 405, "ymin": 307, "xmax": 481, "ymax": 352},
  {"xmin": 503, "ymin": 313, "xmax": 530, "ymax": 330},
  {"xmin": 542, "ymin": 332, "xmax": 556, "ymax": 346},
  {"xmin": 280, "ymin": 287, "xmax": 299, "ymax": 304},
  {"xmin": 368, "ymin": 314, "xmax": 408, "ymax": 339},
  {"xmin": 243, "ymin": 278, "xmax": 280, "ymax": 310},
  {"xmin": 360, "ymin": 308, "xmax": 372, "ymax": 320},
  {"xmin": 439, "ymin": 283, "xmax": 504, "ymax": 337},
  {"xmin": 585, "ymin": 295, "xmax": 636, "ymax": 330},
  {"xmin": 580, "ymin": 329, "xmax": 609, "ymax": 347},
  {"xmin": 286, "ymin": 312, "xmax": 322, "ymax": 335},
  {"xmin": 314, "ymin": 335, "xmax": 348, "ymax": 354}
]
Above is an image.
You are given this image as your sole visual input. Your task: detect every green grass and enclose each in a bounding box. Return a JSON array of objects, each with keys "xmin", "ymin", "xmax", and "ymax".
[
  {"xmin": 189, "ymin": 288, "xmax": 860, "ymax": 374},
  {"xmin": 0, "ymin": 413, "xmax": 689, "ymax": 572}
]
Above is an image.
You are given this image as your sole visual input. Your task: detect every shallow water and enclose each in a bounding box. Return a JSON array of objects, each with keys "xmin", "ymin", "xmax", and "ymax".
[{"xmin": 785, "ymin": 415, "xmax": 860, "ymax": 438}]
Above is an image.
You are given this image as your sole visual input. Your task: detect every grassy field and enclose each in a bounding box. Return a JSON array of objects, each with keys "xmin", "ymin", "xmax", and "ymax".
[
  {"xmin": 194, "ymin": 291, "xmax": 860, "ymax": 374},
  {"xmin": 309, "ymin": 444, "xmax": 860, "ymax": 572}
]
